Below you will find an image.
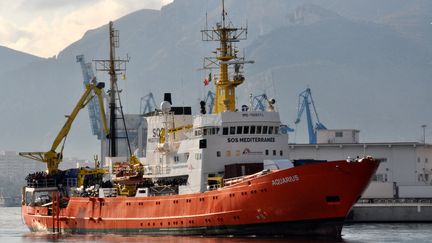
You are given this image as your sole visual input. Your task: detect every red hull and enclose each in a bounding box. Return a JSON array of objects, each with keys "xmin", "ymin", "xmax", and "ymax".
[{"xmin": 22, "ymin": 158, "xmax": 378, "ymax": 237}]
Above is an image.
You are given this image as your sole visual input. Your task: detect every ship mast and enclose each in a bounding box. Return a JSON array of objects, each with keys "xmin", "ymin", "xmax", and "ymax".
[
  {"xmin": 94, "ymin": 21, "xmax": 129, "ymax": 157},
  {"xmin": 201, "ymin": 0, "xmax": 253, "ymax": 113}
]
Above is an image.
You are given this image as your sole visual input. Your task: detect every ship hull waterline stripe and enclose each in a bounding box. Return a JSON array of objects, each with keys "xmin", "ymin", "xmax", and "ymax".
[{"xmin": 28, "ymin": 217, "xmax": 346, "ymax": 237}]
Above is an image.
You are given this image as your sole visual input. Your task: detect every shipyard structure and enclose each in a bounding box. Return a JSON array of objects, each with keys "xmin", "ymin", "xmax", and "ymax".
[{"xmin": 288, "ymin": 129, "xmax": 432, "ymax": 222}]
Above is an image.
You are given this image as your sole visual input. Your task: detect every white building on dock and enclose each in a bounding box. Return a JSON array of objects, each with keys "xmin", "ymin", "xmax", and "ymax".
[
  {"xmin": 288, "ymin": 129, "xmax": 432, "ymax": 198},
  {"xmin": 287, "ymin": 129, "xmax": 432, "ymax": 222}
]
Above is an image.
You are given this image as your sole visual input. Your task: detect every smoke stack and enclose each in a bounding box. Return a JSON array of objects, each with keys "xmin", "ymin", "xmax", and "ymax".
[{"xmin": 164, "ymin": 93, "xmax": 172, "ymax": 105}]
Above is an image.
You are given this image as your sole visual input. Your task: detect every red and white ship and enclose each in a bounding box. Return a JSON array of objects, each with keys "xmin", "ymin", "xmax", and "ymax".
[{"xmin": 21, "ymin": 1, "xmax": 379, "ymax": 238}]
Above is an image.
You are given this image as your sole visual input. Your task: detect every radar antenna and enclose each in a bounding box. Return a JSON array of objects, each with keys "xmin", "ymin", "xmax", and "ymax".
[{"xmin": 201, "ymin": 0, "xmax": 253, "ymax": 113}]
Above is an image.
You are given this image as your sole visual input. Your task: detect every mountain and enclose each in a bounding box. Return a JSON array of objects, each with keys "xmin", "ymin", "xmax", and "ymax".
[
  {"xmin": 1, "ymin": 0, "xmax": 432, "ymax": 159},
  {"xmin": 243, "ymin": 5, "xmax": 432, "ymax": 143},
  {"xmin": 0, "ymin": 46, "xmax": 43, "ymax": 73}
]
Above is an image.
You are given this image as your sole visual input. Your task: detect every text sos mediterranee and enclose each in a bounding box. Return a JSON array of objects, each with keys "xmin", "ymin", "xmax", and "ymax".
[{"xmin": 227, "ymin": 137, "xmax": 275, "ymax": 143}]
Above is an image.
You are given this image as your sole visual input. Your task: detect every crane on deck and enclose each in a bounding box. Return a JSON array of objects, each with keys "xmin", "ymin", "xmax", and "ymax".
[
  {"xmin": 294, "ymin": 88, "xmax": 327, "ymax": 144},
  {"xmin": 19, "ymin": 82, "xmax": 110, "ymax": 175},
  {"xmin": 76, "ymin": 55, "xmax": 104, "ymax": 140}
]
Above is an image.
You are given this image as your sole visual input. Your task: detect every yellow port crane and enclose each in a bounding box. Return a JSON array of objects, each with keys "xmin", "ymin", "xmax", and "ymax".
[{"xmin": 19, "ymin": 82, "xmax": 109, "ymax": 175}]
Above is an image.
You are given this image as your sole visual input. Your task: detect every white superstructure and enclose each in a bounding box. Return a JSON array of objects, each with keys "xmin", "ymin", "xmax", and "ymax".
[{"xmin": 142, "ymin": 105, "xmax": 289, "ymax": 193}]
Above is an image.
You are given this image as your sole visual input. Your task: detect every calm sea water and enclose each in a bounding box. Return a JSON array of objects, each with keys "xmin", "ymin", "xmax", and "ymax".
[{"xmin": 1, "ymin": 207, "xmax": 431, "ymax": 243}]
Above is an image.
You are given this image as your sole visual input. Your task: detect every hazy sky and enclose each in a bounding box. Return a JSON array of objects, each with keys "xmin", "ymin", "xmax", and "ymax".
[{"xmin": 0, "ymin": 0, "xmax": 173, "ymax": 58}]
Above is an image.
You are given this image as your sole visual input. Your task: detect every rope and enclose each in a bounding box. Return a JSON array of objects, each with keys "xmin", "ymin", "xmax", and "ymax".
[{"xmin": 114, "ymin": 81, "xmax": 133, "ymax": 157}]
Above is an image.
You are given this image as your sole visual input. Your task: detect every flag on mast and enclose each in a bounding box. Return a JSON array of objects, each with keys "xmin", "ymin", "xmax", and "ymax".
[{"xmin": 203, "ymin": 72, "xmax": 212, "ymax": 86}]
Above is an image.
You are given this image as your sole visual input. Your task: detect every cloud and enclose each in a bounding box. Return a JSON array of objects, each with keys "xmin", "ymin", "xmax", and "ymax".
[
  {"xmin": 0, "ymin": 16, "xmax": 32, "ymax": 48},
  {"xmin": 18, "ymin": 0, "xmax": 90, "ymax": 11},
  {"xmin": 0, "ymin": 0, "xmax": 173, "ymax": 57}
]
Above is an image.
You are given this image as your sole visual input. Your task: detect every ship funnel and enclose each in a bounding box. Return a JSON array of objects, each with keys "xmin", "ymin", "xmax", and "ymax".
[{"xmin": 164, "ymin": 93, "xmax": 172, "ymax": 105}]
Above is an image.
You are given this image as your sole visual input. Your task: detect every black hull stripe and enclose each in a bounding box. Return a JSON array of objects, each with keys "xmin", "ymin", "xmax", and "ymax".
[{"xmin": 32, "ymin": 217, "xmax": 345, "ymax": 238}]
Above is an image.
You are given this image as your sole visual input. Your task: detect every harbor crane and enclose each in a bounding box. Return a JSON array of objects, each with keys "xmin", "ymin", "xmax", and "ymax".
[
  {"xmin": 250, "ymin": 93, "xmax": 294, "ymax": 133},
  {"xmin": 19, "ymin": 83, "xmax": 109, "ymax": 175},
  {"xmin": 294, "ymin": 88, "xmax": 327, "ymax": 144},
  {"xmin": 200, "ymin": 91, "xmax": 215, "ymax": 114},
  {"xmin": 76, "ymin": 55, "xmax": 104, "ymax": 140},
  {"xmin": 250, "ymin": 93, "xmax": 275, "ymax": 111},
  {"xmin": 140, "ymin": 92, "xmax": 157, "ymax": 114},
  {"xmin": 204, "ymin": 91, "xmax": 215, "ymax": 114}
]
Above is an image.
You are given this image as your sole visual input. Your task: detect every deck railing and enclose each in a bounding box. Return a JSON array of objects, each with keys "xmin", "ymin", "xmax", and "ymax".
[
  {"xmin": 27, "ymin": 179, "xmax": 57, "ymax": 188},
  {"xmin": 223, "ymin": 169, "xmax": 271, "ymax": 187}
]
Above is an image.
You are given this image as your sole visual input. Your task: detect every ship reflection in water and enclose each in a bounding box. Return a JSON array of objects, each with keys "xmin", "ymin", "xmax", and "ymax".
[
  {"xmin": 19, "ymin": 223, "xmax": 432, "ymax": 243},
  {"xmin": 21, "ymin": 233, "xmax": 347, "ymax": 243}
]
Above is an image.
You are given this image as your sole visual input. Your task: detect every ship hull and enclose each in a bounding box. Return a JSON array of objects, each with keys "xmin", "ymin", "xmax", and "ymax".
[{"xmin": 22, "ymin": 158, "xmax": 378, "ymax": 237}]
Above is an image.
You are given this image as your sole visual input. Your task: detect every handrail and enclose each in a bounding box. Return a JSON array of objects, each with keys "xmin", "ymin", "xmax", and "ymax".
[{"xmin": 223, "ymin": 169, "xmax": 270, "ymax": 186}]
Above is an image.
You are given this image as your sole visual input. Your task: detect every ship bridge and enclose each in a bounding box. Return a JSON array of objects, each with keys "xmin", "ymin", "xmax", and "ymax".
[{"xmin": 193, "ymin": 111, "xmax": 282, "ymax": 128}]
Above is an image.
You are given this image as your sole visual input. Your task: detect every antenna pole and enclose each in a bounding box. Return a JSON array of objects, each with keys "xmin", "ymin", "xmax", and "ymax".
[
  {"xmin": 109, "ymin": 21, "xmax": 117, "ymax": 157},
  {"xmin": 222, "ymin": 0, "xmax": 225, "ymax": 27},
  {"xmin": 206, "ymin": 12, "xmax": 208, "ymax": 29},
  {"xmin": 94, "ymin": 21, "xmax": 129, "ymax": 157}
]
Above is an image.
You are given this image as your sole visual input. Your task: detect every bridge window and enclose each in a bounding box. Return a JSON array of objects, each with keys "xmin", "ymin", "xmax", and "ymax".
[
  {"xmin": 263, "ymin": 126, "xmax": 268, "ymax": 134},
  {"xmin": 230, "ymin": 127, "xmax": 236, "ymax": 135},
  {"xmin": 237, "ymin": 126, "xmax": 243, "ymax": 134},
  {"xmin": 269, "ymin": 126, "xmax": 274, "ymax": 134},
  {"xmin": 199, "ymin": 139, "xmax": 207, "ymax": 149},
  {"xmin": 243, "ymin": 126, "xmax": 249, "ymax": 134},
  {"xmin": 256, "ymin": 126, "xmax": 262, "ymax": 134},
  {"xmin": 217, "ymin": 151, "xmax": 221, "ymax": 157},
  {"xmin": 250, "ymin": 126, "xmax": 256, "ymax": 134},
  {"xmin": 275, "ymin": 127, "xmax": 279, "ymax": 134},
  {"xmin": 223, "ymin": 127, "xmax": 228, "ymax": 135}
]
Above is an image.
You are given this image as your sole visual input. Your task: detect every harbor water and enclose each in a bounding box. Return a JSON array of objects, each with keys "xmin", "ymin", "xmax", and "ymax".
[{"xmin": 2, "ymin": 207, "xmax": 431, "ymax": 243}]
